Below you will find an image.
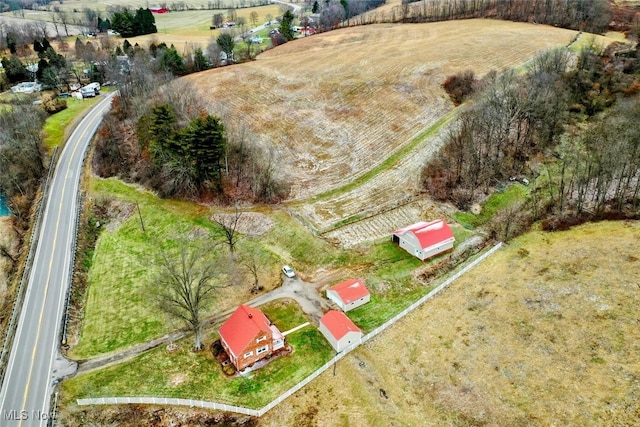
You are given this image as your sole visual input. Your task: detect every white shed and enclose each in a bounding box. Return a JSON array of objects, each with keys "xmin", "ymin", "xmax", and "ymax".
[
  {"xmin": 319, "ymin": 310, "xmax": 362, "ymax": 353},
  {"xmin": 326, "ymin": 278, "xmax": 370, "ymax": 312},
  {"xmin": 392, "ymin": 219, "xmax": 455, "ymax": 261}
]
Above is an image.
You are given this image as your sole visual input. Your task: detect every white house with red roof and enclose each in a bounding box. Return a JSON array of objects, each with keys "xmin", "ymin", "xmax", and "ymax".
[
  {"xmin": 218, "ymin": 305, "xmax": 285, "ymax": 370},
  {"xmin": 318, "ymin": 310, "xmax": 362, "ymax": 352},
  {"xmin": 392, "ymin": 220, "xmax": 455, "ymax": 261},
  {"xmin": 326, "ymin": 278, "xmax": 370, "ymax": 312}
]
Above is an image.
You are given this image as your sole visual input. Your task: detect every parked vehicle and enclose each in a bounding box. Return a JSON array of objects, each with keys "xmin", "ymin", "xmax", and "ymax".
[{"xmin": 282, "ymin": 265, "xmax": 295, "ymax": 278}]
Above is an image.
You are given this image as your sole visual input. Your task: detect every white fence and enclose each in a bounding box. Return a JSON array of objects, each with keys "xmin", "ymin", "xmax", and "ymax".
[{"xmin": 78, "ymin": 242, "xmax": 503, "ymax": 417}]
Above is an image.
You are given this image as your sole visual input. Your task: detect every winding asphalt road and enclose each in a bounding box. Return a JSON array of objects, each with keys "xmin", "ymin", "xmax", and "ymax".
[{"xmin": 0, "ymin": 93, "xmax": 115, "ymax": 426}]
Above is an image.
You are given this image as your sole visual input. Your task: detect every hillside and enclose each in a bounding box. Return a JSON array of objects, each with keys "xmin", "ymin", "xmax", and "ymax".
[
  {"xmin": 186, "ymin": 20, "xmax": 597, "ymax": 233},
  {"xmin": 258, "ymin": 221, "xmax": 640, "ymax": 426}
]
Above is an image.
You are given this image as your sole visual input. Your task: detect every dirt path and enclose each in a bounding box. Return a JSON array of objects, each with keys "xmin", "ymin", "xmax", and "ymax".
[{"xmin": 74, "ymin": 275, "xmax": 331, "ymax": 375}]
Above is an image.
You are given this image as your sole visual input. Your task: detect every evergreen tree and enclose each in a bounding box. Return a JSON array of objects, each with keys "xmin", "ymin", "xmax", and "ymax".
[
  {"xmin": 148, "ymin": 103, "xmax": 178, "ymax": 163},
  {"xmin": 216, "ymin": 33, "xmax": 234, "ymax": 63},
  {"xmin": 169, "ymin": 114, "xmax": 226, "ymax": 192},
  {"xmin": 122, "ymin": 39, "xmax": 133, "ymax": 56},
  {"xmin": 33, "ymin": 39, "xmax": 44, "ymax": 55},
  {"xmin": 280, "ymin": 10, "xmax": 295, "ymax": 41},
  {"xmin": 312, "ymin": 0, "xmax": 319, "ymax": 13},
  {"xmin": 157, "ymin": 44, "xmax": 186, "ymax": 76},
  {"xmin": 1, "ymin": 56, "xmax": 29, "ymax": 83},
  {"xmin": 192, "ymin": 47, "xmax": 208, "ymax": 72}
]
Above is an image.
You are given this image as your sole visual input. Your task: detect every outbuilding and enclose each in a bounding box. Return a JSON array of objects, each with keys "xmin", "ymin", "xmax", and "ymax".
[
  {"xmin": 318, "ymin": 310, "xmax": 362, "ymax": 353},
  {"xmin": 392, "ymin": 219, "xmax": 455, "ymax": 261},
  {"xmin": 326, "ymin": 278, "xmax": 370, "ymax": 312}
]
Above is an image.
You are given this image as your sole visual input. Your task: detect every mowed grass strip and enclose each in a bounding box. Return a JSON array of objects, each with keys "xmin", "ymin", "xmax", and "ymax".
[{"xmin": 61, "ymin": 302, "xmax": 333, "ymax": 409}]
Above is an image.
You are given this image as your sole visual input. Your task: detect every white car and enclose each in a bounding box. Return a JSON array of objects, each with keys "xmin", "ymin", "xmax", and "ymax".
[{"xmin": 282, "ymin": 265, "xmax": 295, "ymax": 278}]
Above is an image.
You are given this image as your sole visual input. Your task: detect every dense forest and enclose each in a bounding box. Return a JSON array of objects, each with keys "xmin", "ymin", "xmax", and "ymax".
[{"xmin": 424, "ymin": 42, "xmax": 640, "ymax": 239}]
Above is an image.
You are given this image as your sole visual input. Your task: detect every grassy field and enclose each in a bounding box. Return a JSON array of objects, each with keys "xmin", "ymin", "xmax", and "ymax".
[
  {"xmin": 257, "ymin": 220, "xmax": 640, "ymax": 426},
  {"xmin": 42, "ymin": 94, "xmax": 107, "ymax": 150},
  {"xmin": 60, "ymin": 300, "xmax": 334, "ymax": 413},
  {"xmin": 68, "ymin": 177, "xmax": 344, "ymax": 359}
]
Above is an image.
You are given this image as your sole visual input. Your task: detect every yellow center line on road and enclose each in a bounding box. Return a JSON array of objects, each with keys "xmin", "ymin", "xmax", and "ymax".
[{"xmin": 17, "ymin": 100, "xmax": 106, "ymax": 425}]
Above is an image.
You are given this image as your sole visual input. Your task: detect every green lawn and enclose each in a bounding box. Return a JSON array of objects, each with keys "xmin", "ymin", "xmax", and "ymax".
[
  {"xmin": 43, "ymin": 92, "xmax": 110, "ymax": 150},
  {"xmin": 61, "ymin": 303, "xmax": 333, "ymax": 409},
  {"xmin": 70, "ymin": 178, "xmax": 344, "ymax": 359}
]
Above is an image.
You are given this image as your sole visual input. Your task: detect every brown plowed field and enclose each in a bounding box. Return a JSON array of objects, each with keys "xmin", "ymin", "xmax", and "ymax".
[{"xmin": 186, "ymin": 20, "xmax": 581, "ymax": 231}]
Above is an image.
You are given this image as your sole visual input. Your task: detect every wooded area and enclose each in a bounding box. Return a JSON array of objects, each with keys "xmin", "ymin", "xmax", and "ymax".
[
  {"xmin": 398, "ymin": 0, "xmax": 611, "ymax": 33},
  {"xmin": 424, "ymin": 43, "xmax": 640, "ymax": 239}
]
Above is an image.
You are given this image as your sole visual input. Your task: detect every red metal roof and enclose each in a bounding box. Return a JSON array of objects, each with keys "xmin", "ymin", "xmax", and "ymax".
[
  {"xmin": 320, "ymin": 310, "xmax": 361, "ymax": 340},
  {"xmin": 393, "ymin": 220, "xmax": 454, "ymax": 250},
  {"xmin": 328, "ymin": 278, "xmax": 370, "ymax": 304},
  {"xmin": 218, "ymin": 305, "xmax": 272, "ymax": 357}
]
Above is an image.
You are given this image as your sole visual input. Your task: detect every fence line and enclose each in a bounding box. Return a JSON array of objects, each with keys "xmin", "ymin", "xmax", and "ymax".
[{"xmin": 77, "ymin": 242, "xmax": 503, "ymax": 417}]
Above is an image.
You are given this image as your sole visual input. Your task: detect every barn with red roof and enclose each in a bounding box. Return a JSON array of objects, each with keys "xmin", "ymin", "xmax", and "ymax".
[
  {"xmin": 318, "ymin": 310, "xmax": 362, "ymax": 352},
  {"xmin": 218, "ymin": 305, "xmax": 284, "ymax": 370},
  {"xmin": 326, "ymin": 278, "xmax": 370, "ymax": 312},
  {"xmin": 392, "ymin": 220, "xmax": 455, "ymax": 261}
]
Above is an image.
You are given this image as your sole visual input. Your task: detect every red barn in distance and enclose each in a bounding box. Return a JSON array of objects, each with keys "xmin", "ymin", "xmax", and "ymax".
[{"xmin": 150, "ymin": 7, "xmax": 169, "ymax": 13}]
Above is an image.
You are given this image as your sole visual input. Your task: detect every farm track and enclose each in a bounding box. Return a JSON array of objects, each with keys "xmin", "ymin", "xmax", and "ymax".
[{"xmin": 187, "ymin": 20, "xmax": 584, "ymax": 244}]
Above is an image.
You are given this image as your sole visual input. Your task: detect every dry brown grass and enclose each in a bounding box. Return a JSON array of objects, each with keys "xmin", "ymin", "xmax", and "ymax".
[
  {"xmin": 258, "ymin": 220, "xmax": 640, "ymax": 426},
  {"xmin": 186, "ymin": 20, "xmax": 585, "ymax": 230}
]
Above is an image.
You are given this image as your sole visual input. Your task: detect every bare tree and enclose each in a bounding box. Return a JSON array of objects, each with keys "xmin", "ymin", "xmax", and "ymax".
[
  {"xmin": 153, "ymin": 236, "xmax": 229, "ymax": 351},
  {"xmin": 56, "ymin": 10, "xmax": 71, "ymax": 37},
  {"xmin": 240, "ymin": 249, "xmax": 262, "ymax": 294},
  {"xmin": 212, "ymin": 206, "xmax": 243, "ymax": 256},
  {"xmin": 249, "ymin": 11, "xmax": 259, "ymax": 27}
]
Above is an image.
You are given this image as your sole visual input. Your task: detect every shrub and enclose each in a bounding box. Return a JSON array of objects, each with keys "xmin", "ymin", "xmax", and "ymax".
[{"xmin": 442, "ymin": 70, "xmax": 476, "ymax": 105}]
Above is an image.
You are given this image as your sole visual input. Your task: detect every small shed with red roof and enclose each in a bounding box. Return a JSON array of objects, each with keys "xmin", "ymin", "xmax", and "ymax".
[
  {"xmin": 326, "ymin": 278, "xmax": 370, "ymax": 312},
  {"xmin": 392, "ymin": 220, "xmax": 455, "ymax": 261},
  {"xmin": 319, "ymin": 310, "xmax": 362, "ymax": 352},
  {"xmin": 218, "ymin": 305, "xmax": 284, "ymax": 370}
]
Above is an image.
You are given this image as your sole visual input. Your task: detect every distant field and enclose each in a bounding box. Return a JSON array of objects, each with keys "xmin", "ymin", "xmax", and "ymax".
[
  {"xmin": 258, "ymin": 221, "xmax": 640, "ymax": 426},
  {"xmin": 186, "ymin": 20, "xmax": 597, "ymax": 230},
  {"xmin": 0, "ymin": 2, "xmax": 282, "ymax": 49}
]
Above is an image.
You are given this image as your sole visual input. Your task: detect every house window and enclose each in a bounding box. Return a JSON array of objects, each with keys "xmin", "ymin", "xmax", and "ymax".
[
  {"xmin": 256, "ymin": 345, "xmax": 269, "ymax": 355},
  {"xmin": 244, "ymin": 351, "xmax": 253, "ymax": 358},
  {"xmin": 256, "ymin": 336, "xmax": 266, "ymax": 343}
]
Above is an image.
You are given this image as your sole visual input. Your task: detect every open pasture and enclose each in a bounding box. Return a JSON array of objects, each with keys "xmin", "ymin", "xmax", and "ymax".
[
  {"xmin": 186, "ymin": 20, "xmax": 582, "ymax": 230},
  {"xmin": 258, "ymin": 220, "xmax": 640, "ymax": 426}
]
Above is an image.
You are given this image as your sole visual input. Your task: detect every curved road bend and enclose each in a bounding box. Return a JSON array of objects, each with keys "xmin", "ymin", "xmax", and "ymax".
[{"xmin": 0, "ymin": 93, "xmax": 115, "ymax": 426}]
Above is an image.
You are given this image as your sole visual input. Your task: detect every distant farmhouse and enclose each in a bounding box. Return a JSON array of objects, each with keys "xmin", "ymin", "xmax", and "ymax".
[
  {"xmin": 319, "ymin": 310, "xmax": 362, "ymax": 352},
  {"xmin": 326, "ymin": 278, "xmax": 370, "ymax": 312},
  {"xmin": 392, "ymin": 220, "xmax": 455, "ymax": 261},
  {"xmin": 218, "ymin": 305, "xmax": 285, "ymax": 370}
]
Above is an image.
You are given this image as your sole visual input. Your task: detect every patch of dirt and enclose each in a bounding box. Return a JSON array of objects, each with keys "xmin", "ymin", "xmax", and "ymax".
[
  {"xmin": 211, "ymin": 212, "xmax": 275, "ymax": 237},
  {"xmin": 169, "ymin": 374, "xmax": 186, "ymax": 386},
  {"xmin": 104, "ymin": 200, "xmax": 135, "ymax": 233}
]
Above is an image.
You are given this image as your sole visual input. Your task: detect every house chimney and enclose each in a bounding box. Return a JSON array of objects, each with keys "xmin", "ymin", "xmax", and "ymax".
[{"xmin": 248, "ymin": 313, "xmax": 253, "ymax": 318}]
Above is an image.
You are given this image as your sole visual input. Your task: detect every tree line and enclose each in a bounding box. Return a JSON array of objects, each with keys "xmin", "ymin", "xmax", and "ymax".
[
  {"xmin": 422, "ymin": 43, "xmax": 640, "ymax": 239},
  {"xmin": 395, "ymin": 0, "xmax": 612, "ymax": 33}
]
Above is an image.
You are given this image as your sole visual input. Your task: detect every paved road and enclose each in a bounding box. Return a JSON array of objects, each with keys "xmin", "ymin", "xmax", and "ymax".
[{"xmin": 0, "ymin": 93, "xmax": 115, "ymax": 426}]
